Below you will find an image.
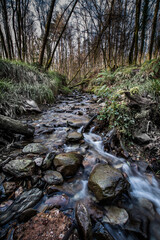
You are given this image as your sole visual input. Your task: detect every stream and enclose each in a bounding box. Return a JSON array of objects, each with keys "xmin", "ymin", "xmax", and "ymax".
[{"xmin": 0, "ymin": 92, "xmax": 160, "ymax": 240}]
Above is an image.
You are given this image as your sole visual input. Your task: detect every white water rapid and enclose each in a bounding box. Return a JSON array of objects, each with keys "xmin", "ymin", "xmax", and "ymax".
[{"xmin": 83, "ymin": 132, "xmax": 160, "ymax": 212}]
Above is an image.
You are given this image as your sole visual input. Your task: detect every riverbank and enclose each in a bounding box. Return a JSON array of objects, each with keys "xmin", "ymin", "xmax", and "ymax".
[{"xmin": 0, "ymin": 59, "xmax": 70, "ymax": 117}]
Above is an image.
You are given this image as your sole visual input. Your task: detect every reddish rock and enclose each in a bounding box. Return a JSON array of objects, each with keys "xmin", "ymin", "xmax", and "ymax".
[{"xmin": 14, "ymin": 209, "xmax": 72, "ymax": 240}]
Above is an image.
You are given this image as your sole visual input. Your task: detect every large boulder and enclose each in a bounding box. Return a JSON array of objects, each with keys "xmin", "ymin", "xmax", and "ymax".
[
  {"xmin": 14, "ymin": 209, "xmax": 75, "ymax": 240},
  {"xmin": 53, "ymin": 152, "xmax": 83, "ymax": 177},
  {"xmin": 88, "ymin": 164, "xmax": 128, "ymax": 201},
  {"xmin": 3, "ymin": 159, "xmax": 35, "ymax": 178}
]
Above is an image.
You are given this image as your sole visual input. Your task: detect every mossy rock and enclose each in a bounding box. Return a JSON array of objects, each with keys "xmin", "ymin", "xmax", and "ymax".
[
  {"xmin": 88, "ymin": 164, "xmax": 128, "ymax": 201},
  {"xmin": 54, "ymin": 152, "xmax": 83, "ymax": 177}
]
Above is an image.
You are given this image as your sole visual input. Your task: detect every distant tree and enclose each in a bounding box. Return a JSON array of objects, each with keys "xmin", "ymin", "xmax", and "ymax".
[
  {"xmin": 139, "ymin": 0, "xmax": 149, "ymax": 64},
  {"xmin": 149, "ymin": 0, "xmax": 160, "ymax": 60},
  {"xmin": 39, "ymin": 0, "xmax": 56, "ymax": 66}
]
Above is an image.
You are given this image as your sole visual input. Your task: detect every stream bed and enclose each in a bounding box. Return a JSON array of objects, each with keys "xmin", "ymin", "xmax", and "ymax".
[{"xmin": 0, "ymin": 92, "xmax": 160, "ymax": 240}]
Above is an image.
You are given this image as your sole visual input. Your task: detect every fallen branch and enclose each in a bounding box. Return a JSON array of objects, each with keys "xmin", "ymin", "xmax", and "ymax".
[
  {"xmin": 0, "ymin": 114, "xmax": 35, "ymax": 137},
  {"xmin": 82, "ymin": 114, "xmax": 98, "ymax": 133}
]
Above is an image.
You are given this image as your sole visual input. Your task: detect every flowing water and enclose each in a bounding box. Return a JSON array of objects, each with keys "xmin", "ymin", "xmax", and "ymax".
[{"xmin": 0, "ymin": 92, "xmax": 160, "ymax": 240}]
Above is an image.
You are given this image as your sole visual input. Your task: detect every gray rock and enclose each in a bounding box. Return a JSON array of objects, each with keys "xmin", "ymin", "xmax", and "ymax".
[
  {"xmin": 0, "ymin": 188, "xmax": 43, "ymax": 225},
  {"xmin": 88, "ymin": 164, "xmax": 128, "ymax": 201},
  {"xmin": 22, "ymin": 143, "xmax": 47, "ymax": 154},
  {"xmin": 94, "ymin": 222, "xmax": 114, "ymax": 240},
  {"xmin": 103, "ymin": 206, "xmax": 129, "ymax": 225},
  {"xmin": 34, "ymin": 157, "xmax": 43, "ymax": 167},
  {"xmin": 54, "ymin": 152, "xmax": 83, "ymax": 177},
  {"xmin": 18, "ymin": 208, "xmax": 38, "ymax": 222},
  {"xmin": 43, "ymin": 170, "xmax": 63, "ymax": 185},
  {"xmin": 134, "ymin": 133, "xmax": 151, "ymax": 145},
  {"xmin": 75, "ymin": 202, "xmax": 92, "ymax": 240},
  {"xmin": 3, "ymin": 182, "xmax": 17, "ymax": 195},
  {"xmin": 3, "ymin": 159, "xmax": 35, "ymax": 178},
  {"xmin": 66, "ymin": 132, "xmax": 83, "ymax": 142},
  {"xmin": 42, "ymin": 152, "xmax": 55, "ymax": 170}
]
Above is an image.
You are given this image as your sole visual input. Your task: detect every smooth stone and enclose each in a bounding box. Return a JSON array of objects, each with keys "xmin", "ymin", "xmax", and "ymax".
[
  {"xmin": 75, "ymin": 201, "xmax": 92, "ymax": 240},
  {"xmin": 54, "ymin": 152, "xmax": 83, "ymax": 177},
  {"xmin": 67, "ymin": 118, "xmax": 89, "ymax": 128},
  {"xmin": 25, "ymin": 100, "xmax": 41, "ymax": 112},
  {"xmin": 103, "ymin": 206, "xmax": 129, "ymax": 225},
  {"xmin": 18, "ymin": 208, "xmax": 38, "ymax": 222},
  {"xmin": 3, "ymin": 159, "xmax": 35, "ymax": 178},
  {"xmin": 0, "ymin": 188, "xmax": 43, "ymax": 225},
  {"xmin": 134, "ymin": 133, "xmax": 151, "ymax": 145},
  {"xmin": 3, "ymin": 182, "xmax": 17, "ymax": 195},
  {"xmin": 34, "ymin": 157, "xmax": 43, "ymax": 167},
  {"xmin": 66, "ymin": 132, "xmax": 83, "ymax": 142},
  {"xmin": 44, "ymin": 194, "xmax": 69, "ymax": 208},
  {"xmin": 88, "ymin": 164, "xmax": 128, "ymax": 201},
  {"xmin": 43, "ymin": 170, "xmax": 63, "ymax": 185},
  {"xmin": 22, "ymin": 143, "xmax": 47, "ymax": 154},
  {"xmin": 41, "ymin": 152, "xmax": 55, "ymax": 170}
]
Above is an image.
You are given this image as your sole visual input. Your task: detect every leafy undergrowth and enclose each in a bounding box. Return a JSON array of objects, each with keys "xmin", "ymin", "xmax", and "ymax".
[
  {"xmin": 0, "ymin": 59, "xmax": 70, "ymax": 117},
  {"xmin": 89, "ymin": 59, "xmax": 160, "ymax": 172},
  {"xmin": 89, "ymin": 58, "xmax": 160, "ymax": 136}
]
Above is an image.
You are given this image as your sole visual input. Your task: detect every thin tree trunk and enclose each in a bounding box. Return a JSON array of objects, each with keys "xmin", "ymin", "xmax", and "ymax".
[
  {"xmin": 0, "ymin": 26, "xmax": 8, "ymax": 58},
  {"xmin": 139, "ymin": 0, "xmax": 149, "ymax": 64},
  {"xmin": 149, "ymin": 0, "xmax": 160, "ymax": 60},
  {"xmin": 39, "ymin": 0, "xmax": 56, "ymax": 66},
  {"xmin": 45, "ymin": 0, "xmax": 79, "ymax": 70},
  {"xmin": 134, "ymin": 0, "xmax": 142, "ymax": 64},
  {"xmin": 1, "ymin": 0, "xmax": 13, "ymax": 59}
]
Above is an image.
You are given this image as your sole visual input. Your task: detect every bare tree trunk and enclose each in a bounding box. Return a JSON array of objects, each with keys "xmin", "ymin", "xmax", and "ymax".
[
  {"xmin": 149, "ymin": 0, "xmax": 160, "ymax": 60},
  {"xmin": 45, "ymin": 0, "xmax": 79, "ymax": 70},
  {"xmin": 139, "ymin": 0, "xmax": 149, "ymax": 64},
  {"xmin": 1, "ymin": 0, "xmax": 13, "ymax": 59},
  {"xmin": 134, "ymin": 0, "xmax": 142, "ymax": 64},
  {"xmin": 39, "ymin": 0, "xmax": 56, "ymax": 66},
  {"xmin": 0, "ymin": 26, "xmax": 8, "ymax": 58}
]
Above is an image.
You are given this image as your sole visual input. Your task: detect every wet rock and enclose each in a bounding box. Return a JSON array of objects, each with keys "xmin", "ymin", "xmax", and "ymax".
[
  {"xmin": 0, "ymin": 200, "xmax": 13, "ymax": 212},
  {"xmin": 18, "ymin": 208, "xmax": 38, "ymax": 222},
  {"xmin": 88, "ymin": 164, "xmax": 128, "ymax": 201},
  {"xmin": 67, "ymin": 118, "xmax": 89, "ymax": 128},
  {"xmin": 93, "ymin": 222, "xmax": 114, "ymax": 240},
  {"xmin": 75, "ymin": 201, "xmax": 92, "ymax": 240},
  {"xmin": 43, "ymin": 170, "xmax": 63, "ymax": 185},
  {"xmin": 3, "ymin": 159, "xmax": 35, "ymax": 178},
  {"xmin": 0, "ymin": 188, "xmax": 43, "ymax": 225},
  {"xmin": 44, "ymin": 194, "xmax": 69, "ymax": 208},
  {"xmin": 34, "ymin": 157, "xmax": 43, "ymax": 167},
  {"xmin": 15, "ymin": 186, "xmax": 23, "ymax": 198},
  {"xmin": 134, "ymin": 133, "xmax": 151, "ymax": 145},
  {"xmin": 150, "ymin": 217, "xmax": 160, "ymax": 240},
  {"xmin": 42, "ymin": 152, "xmax": 55, "ymax": 170},
  {"xmin": 14, "ymin": 209, "xmax": 72, "ymax": 240},
  {"xmin": 3, "ymin": 181, "xmax": 17, "ymax": 195},
  {"xmin": 25, "ymin": 99, "xmax": 41, "ymax": 113},
  {"xmin": 103, "ymin": 206, "xmax": 129, "ymax": 225},
  {"xmin": 22, "ymin": 143, "xmax": 47, "ymax": 154},
  {"xmin": 54, "ymin": 152, "xmax": 83, "ymax": 177},
  {"xmin": 66, "ymin": 132, "xmax": 83, "ymax": 142},
  {"xmin": 0, "ymin": 173, "xmax": 5, "ymax": 185}
]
